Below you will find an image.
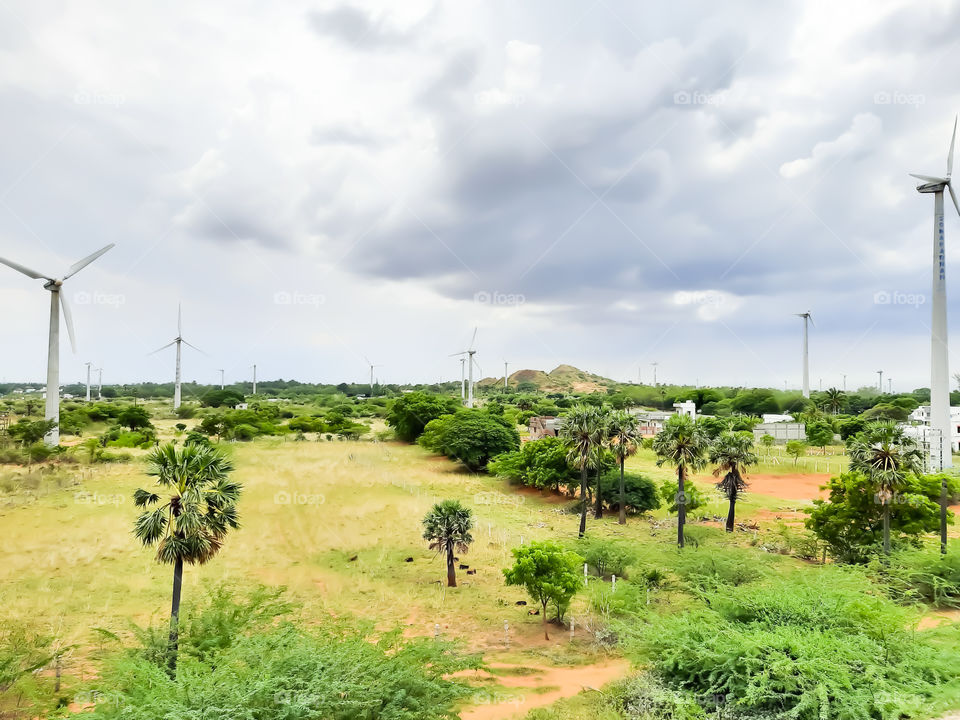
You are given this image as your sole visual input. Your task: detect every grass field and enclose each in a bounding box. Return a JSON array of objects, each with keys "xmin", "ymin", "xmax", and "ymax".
[{"xmin": 0, "ymin": 430, "xmax": 957, "ymax": 719}]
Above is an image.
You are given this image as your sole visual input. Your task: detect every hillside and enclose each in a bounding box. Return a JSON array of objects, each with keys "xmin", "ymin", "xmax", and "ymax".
[{"xmin": 477, "ymin": 364, "xmax": 614, "ymax": 393}]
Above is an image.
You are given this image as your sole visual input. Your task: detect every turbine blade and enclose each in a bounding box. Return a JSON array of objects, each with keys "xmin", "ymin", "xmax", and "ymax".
[
  {"xmin": 950, "ymin": 183, "xmax": 960, "ymax": 218},
  {"xmin": 469, "ymin": 327, "xmax": 478, "ymax": 350},
  {"xmin": 182, "ymin": 339, "xmax": 205, "ymax": 355},
  {"xmin": 60, "ymin": 291, "xmax": 77, "ymax": 353},
  {"xmin": 449, "ymin": 351, "xmax": 467, "ymax": 357},
  {"xmin": 0, "ymin": 255, "xmax": 50, "ymax": 280},
  {"xmin": 909, "ymin": 173, "xmax": 947, "ymax": 184},
  {"xmin": 808, "ymin": 314, "xmax": 815, "ymax": 328},
  {"xmin": 63, "ymin": 243, "xmax": 114, "ymax": 280},
  {"xmin": 178, "ymin": 303, "xmax": 182, "ymax": 336},
  {"xmin": 149, "ymin": 340, "xmax": 177, "ymax": 355},
  {"xmin": 949, "ymin": 116, "xmax": 957, "ymax": 179}
]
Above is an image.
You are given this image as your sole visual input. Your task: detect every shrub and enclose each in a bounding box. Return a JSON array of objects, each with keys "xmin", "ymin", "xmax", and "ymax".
[
  {"xmin": 488, "ymin": 436, "xmax": 577, "ymax": 493},
  {"xmin": 419, "ymin": 411, "xmax": 519, "ymax": 471},
  {"xmin": 671, "ymin": 546, "xmax": 769, "ymax": 589},
  {"xmin": 600, "ymin": 471, "xmax": 661, "ymax": 514},
  {"xmin": 577, "ymin": 538, "xmax": 636, "ymax": 577},
  {"xmin": 875, "ymin": 548, "xmax": 960, "ymax": 608},
  {"xmin": 659, "ymin": 479, "xmax": 704, "ymax": 514},
  {"xmin": 386, "ymin": 392, "xmax": 458, "ymax": 442},
  {"xmin": 633, "ymin": 572, "xmax": 958, "ymax": 720}
]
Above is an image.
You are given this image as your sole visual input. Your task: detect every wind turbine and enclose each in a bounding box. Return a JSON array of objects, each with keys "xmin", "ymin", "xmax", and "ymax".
[
  {"xmin": 877, "ymin": 369, "xmax": 883, "ymax": 393},
  {"xmin": 252, "ymin": 364, "xmax": 257, "ymax": 395},
  {"xmin": 459, "ymin": 357, "xmax": 466, "ymax": 401},
  {"xmin": 795, "ymin": 312, "xmax": 813, "ymax": 398},
  {"xmin": 450, "ymin": 328, "xmax": 478, "ymax": 408},
  {"xmin": 84, "ymin": 361, "xmax": 93, "ymax": 402},
  {"xmin": 96, "ymin": 367, "xmax": 103, "ymax": 400},
  {"xmin": 503, "ymin": 360, "xmax": 510, "ymax": 390},
  {"xmin": 910, "ymin": 116, "xmax": 960, "ymax": 472},
  {"xmin": 0, "ymin": 243, "xmax": 114, "ymax": 445},
  {"xmin": 364, "ymin": 357, "xmax": 383, "ymax": 395},
  {"xmin": 150, "ymin": 304, "xmax": 202, "ymax": 410},
  {"xmin": 217, "ymin": 369, "xmax": 225, "ymax": 390},
  {"xmin": 651, "ymin": 361, "xmax": 659, "ymax": 386}
]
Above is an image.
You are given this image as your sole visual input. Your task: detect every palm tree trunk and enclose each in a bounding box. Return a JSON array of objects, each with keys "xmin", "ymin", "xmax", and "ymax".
[
  {"xmin": 594, "ymin": 465, "xmax": 602, "ymax": 519},
  {"xmin": 168, "ymin": 556, "xmax": 183, "ymax": 674},
  {"xmin": 677, "ymin": 466, "xmax": 686, "ymax": 549},
  {"xmin": 725, "ymin": 492, "xmax": 736, "ymax": 533},
  {"xmin": 446, "ymin": 546, "xmax": 457, "ymax": 587},
  {"xmin": 578, "ymin": 464, "xmax": 588, "ymax": 537},
  {"xmin": 882, "ymin": 503, "xmax": 891, "ymax": 555},
  {"xmin": 941, "ymin": 476, "xmax": 948, "ymax": 555},
  {"xmin": 618, "ymin": 457, "xmax": 626, "ymax": 525}
]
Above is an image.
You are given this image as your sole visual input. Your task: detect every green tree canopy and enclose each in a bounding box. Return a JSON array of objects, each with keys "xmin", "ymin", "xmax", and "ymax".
[
  {"xmin": 387, "ymin": 392, "xmax": 459, "ymax": 442},
  {"xmin": 503, "ymin": 541, "xmax": 582, "ymax": 640}
]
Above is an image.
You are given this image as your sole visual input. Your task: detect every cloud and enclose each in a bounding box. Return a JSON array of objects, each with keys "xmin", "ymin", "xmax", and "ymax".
[{"xmin": 779, "ymin": 113, "xmax": 883, "ymax": 179}]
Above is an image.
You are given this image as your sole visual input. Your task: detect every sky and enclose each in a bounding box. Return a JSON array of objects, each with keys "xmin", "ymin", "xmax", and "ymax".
[{"xmin": 1, "ymin": 0, "xmax": 959, "ymax": 391}]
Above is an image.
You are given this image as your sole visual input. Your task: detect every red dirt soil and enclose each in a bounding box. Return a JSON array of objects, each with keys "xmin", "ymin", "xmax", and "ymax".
[{"xmin": 728, "ymin": 473, "xmax": 831, "ymax": 502}]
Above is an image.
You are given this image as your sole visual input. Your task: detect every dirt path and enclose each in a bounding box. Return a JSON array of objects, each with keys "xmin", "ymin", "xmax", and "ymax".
[
  {"xmin": 735, "ymin": 473, "xmax": 831, "ymax": 502},
  {"xmin": 458, "ymin": 658, "xmax": 630, "ymax": 719}
]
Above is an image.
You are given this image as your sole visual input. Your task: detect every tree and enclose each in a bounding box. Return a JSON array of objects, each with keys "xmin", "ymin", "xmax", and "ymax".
[
  {"xmin": 823, "ymin": 387, "xmax": 846, "ymax": 414},
  {"xmin": 422, "ymin": 500, "xmax": 474, "ymax": 588},
  {"xmin": 198, "ymin": 414, "xmax": 227, "ymax": 441},
  {"xmin": 785, "ymin": 439, "xmax": 808, "ymax": 465},
  {"xmin": 660, "ymin": 478, "xmax": 705, "ymax": 515},
  {"xmin": 132, "ymin": 443, "xmax": 241, "ymax": 673},
  {"xmin": 118, "ymin": 406, "xmax": 153, "ymax": 431},
  {"xmin": 848, "ymin": 421, "xmax": 925, "ymax": 555},
  {"xmin": 759, "ymin": 434, "xmax": 775, "ymax": 455},
  {"xmin": 387, "ymin": 392, "xmax": 459, "ymax": 442},
  {"xmin": 559, "ymin": 405, "xmax": 605, "ymax": 538},
  {"xmin": 710, "ymin": 431, "xmax": 757, "ymax": 532},
  {"xmin": 418, "ymin": 412, "xmax": 519, "ymax": 471},
  {"xmin": 502, "ymin": 541, "xmax": 582, "ymax": 640},
  {"xmin": 8, "ymin": 419, "xmax": 57, "ymax": 447},
  {"xmin": 805, "ymin": 419, "xmax": 835, "ymax": 454},
  {"xmin": 199, "ymin": 389, "xmax": 245, "ymax": 408},
  {"xmin": 606, "ymin": 410, "xmax": 641, "ymax": 524},
  {"xmin": 488, "ymin": 437, "xmax": 578, "ymax": 493},
  {"xmin": 598, "ymin": 470, "xmax": 661, "ymax": 515},
  {"xmin": 806, "ymin": 471, "xmax": 958, "ymax": 563},
  {"xmin": 653, "ymin": 414, "xmax": 709, "ymax": 548}
]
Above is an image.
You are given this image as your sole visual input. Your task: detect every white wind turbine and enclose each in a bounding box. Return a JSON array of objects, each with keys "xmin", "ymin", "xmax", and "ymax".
[
  {"xmin": 910, "ymin": 116, "xmax": 960, "ymax": 472},
  {"xmin": 96, "ymin": 366, "xmax": 103, "ymax": 400},
  {"xmin": 450, "ymin": 328, "xmax": 479, "ymax": 408},
  {"xmin": 459, "ymin": 357, "xmax": 466, "ymax": 401},
  {"xmin": 84, "ymin": 361, "xmax": 93, "ymax": 402},
  {"xmin": 0, "ymin": 243, "xmax": 114, "ymax": 445},
  {"xmin": 795, "ymin": 311, "xmax": 813, "ymax": 399},
  {"xmin": 150, "ymin": 304, "xmax": 202, "ymax": 410},
  {"xmin": 364, "ymin": 357, "xmax": 383, "ymax": 394},
  {"xmin": 503, "ymin": 360, "xmax": 510, "ymax": 390}
]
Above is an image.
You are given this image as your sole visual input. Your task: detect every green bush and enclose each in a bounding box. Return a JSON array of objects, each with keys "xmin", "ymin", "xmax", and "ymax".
[
  {"xmin": 671, "ymin": 546, "xmax": 770, "ymax": 589},
  {"xmin": 576, "ymin": 538, "xmax": 636, "ymax": 578},
  {"xmin": 659, "ymin": 479, "xmax": 704, "ymax": 514},
  {"xmin": 633, "ymin": 572, "xmax": 959, "ymax": 720},
  {"xmin": 599, "ymin": 471, "xmax": 661, "ymax": 514},
  {"xmin": 875, "ymin": 548, "xmax": 960, "ymax": 608},
  {"xmin": 419, "ymin": 411, "xmax": 519, "ymax": 471}
]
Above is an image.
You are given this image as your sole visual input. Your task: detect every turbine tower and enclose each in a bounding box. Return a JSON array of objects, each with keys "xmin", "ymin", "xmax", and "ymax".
[
  {"xmin": 651, "ymin": 361, "xmax": 659, "ymax": 386},
  {"xmin": 0, "ymin": 243, "xmax": 114, "ymax": 445},
  {"xmin": 151, "ymin": 304, "xmax": 202, "ymax": 410},
  {"xmin": 96, "ymin": 367, "xmax": 103, "ymax": 400},
  {"xmin": 84, "ymin": 361, "xmax": 93, "ymax": 402},
  {"xmin": 364, "ymin": 357, "xmax": 382, "ymax": 395},
  {"xmin": 877, "ymin": 370, "xmax": 883, "ymax": 393},
  {"xmin": 252, "ymin": 364, "xmax": 257, "ymax": 395},
  {"xmin": 217, "ymin": 369, "xmax": 225, "ymax": 390},
  {"xmin": 450, "ymin": 328, "xmax": 478, "ymax": 408},
  {"xmin": 503, "ymin": 360, "xmax": 509, "ymax": 390},
  {"xmin": 796, "ymin": 312, "xmax": 813, "ymax": 398},
  {"xmin": 459, "ymin": 357, "xmax": 466, "ymax": 401},
  {"xmin": 910, "ymin": 116, "xmax": 960, "ymax": 472}
]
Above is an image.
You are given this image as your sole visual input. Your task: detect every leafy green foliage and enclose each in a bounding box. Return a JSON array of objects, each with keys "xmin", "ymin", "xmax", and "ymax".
[
  {"xmin": 598, "ymin": 471, "xmax": 661, "ymax": 514},
  {"xmin": 117, "ymin": 406, "xmax": 153, "ymax": 431},
  {"xmin": 418, "ymin": 411, "xmax": 519, "ymax": 471},
  {"xmin": 576, "ymin": 538, "xmax": 635, "ymax": 577},
  {"xmin": 659, "ymin": 479, "xmax": 704, "ymax": 515},
  {"xmin": 90, "ymin": 590, "xmax": 477, "ymax": 720},
  {"xmin": 488, "ymin": 437, "xmax": 579, "ymax": 492},
  {"xmin": 785, "ymin": 439, "xmax": 808, "ymax": 464},
  {"xmin": 804, "ymin": 418, "xmax": 835, "ymax": 450},
  {"xmin": 422, "ymin": 500, "xmax": 474, "ymax": 587},
  {"xmin": 633, "ymin": 572, "xmax": 959, "ymax": 720},
  {"xmin": 386, "ymin": 392, "xmax": 458, "ymax": 442},
  {"xmin": 7, "ymin": 419, "xmax": 57, "ymax": 446},
  {"xmin": 873, "ymin": 548, "xmax": 960, "ymax": 608},
  {"xmin": 806, "ymin": 472, "xmax": 955, "ymax": 563},
  {"xmin": 199, "ymin": 389, "xmax": 245, "ymax": 407},
  {"xmin": 503, "ymin": 541, "xmax": 583, "ymax": 628}
]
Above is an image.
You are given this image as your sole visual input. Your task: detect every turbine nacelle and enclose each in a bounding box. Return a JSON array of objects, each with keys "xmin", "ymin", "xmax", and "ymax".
[{"xmin": 910, "ymin": 117, "xmax": 960, "ymax": 213}]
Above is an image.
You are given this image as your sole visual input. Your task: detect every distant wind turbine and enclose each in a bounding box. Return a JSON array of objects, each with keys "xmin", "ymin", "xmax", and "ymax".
[
  {"xmin": 364, "ymin": 357, "xmax": 383, "ymax": 394},
  {"xmin": 150, "ymin": 304, "xmax": 202, "ymax": 410},
  {"xmin": 0, "ymin": 243, "xmax": 114, "ymax": 445},
  {"xmin": 877, "ymin": 369, "xmax": 883, "ymax": 392},
  {"xmin": 451, "ymin": 328, "xmax": 479, "ymax": 408},
  {"xmin": 84, "ymin": 361, "xmax": 93, "ymax": 402},
  {"xmin": 795, "ymin": 312, "xmax": 813, "ymax": 398},
  {"xmin": 217, "ymin": 369, "xmax": 225, "ymax": 390},
  {"xmin": 252, "ymin": 364, "xmax": 257, "ymax": 395},
  {"xmin": 503, "ymin": 360, "xmax": 510, "ymax": 390},
  {"xmin": 910, "ymin": 116, "xmax": 960, "ymax": 473},
  {"xmin": 96, "ymin": 367, "xmax": 103, "ymax": 400}
]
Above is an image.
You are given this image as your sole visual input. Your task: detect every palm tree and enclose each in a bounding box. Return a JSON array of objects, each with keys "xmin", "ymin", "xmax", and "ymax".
[
  {"xmin": 559, "ymin": 405, "xmax": 604, "ymax": 537},
  {"xmin": 710, "ymin": 431, "xmax": 757, "ymax": 532},
  {"xmin": 653, "ymin": 414, "xmax": 709, "ymax": 548},
  {"xmin": 607, "ymin": 410, "xmax": 642, "ymax": 524},
  {"xmin": 422, "ymin": 500, "xmax": 474, "ymax": 587},
  {"xmin": 132, "ymin": 442, "xmax": 240, "ymax": 673},
  {"xmin": 848, "ymin": 421, "xmax": 924, "ymax": 555},
  {"xmin": 824, "ymin": 388, "xmax": 845, "ymax": 414}
]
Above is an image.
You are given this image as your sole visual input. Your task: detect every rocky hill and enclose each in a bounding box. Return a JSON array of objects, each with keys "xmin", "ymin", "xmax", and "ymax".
[{"xmin": 477, "ymin": 364, "xmax": 614, "ymax": 393}]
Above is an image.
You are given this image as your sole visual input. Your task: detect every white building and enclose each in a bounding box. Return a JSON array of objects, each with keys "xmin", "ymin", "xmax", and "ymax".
[
  {"xmin": 673, "ymin": 401, "xmax": 697, "ymax": 419},
  {"xmin": 906, "ymin": 405, "xmax": 960, "ymax": 452}
]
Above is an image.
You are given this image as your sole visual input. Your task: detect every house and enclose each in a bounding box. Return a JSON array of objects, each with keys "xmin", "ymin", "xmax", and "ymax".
[
  {"xmin": 904, "ymin": 405, "xmax": 960, "ymax": 452},
  {"xmin": 528, "ymin": 416, "xmax": 562, "ymax": 440},
  {"xmin": 761, "ymin": 413, "xmax": 795, "ymax": 424},
  {"xmin": 630, "ymin": 409, "xmax": 673, "ymax": 437},
  {"xmin": 234, "ymin": 402, "xmax": 249, "ymax": 410},
  {"xmin": 673, "ymin": 400, "xmax": 697, "ymax": 419}
]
